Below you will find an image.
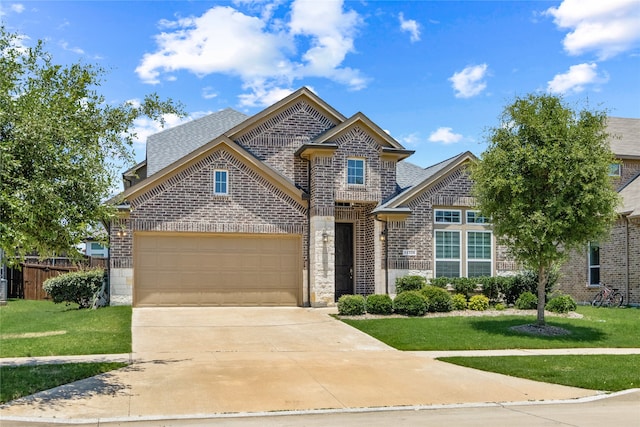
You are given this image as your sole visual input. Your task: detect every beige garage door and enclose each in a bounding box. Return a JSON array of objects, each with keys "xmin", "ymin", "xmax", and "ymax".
[{"xmin": 134, "ymin": 232, "xmax": 301, "ymax": 307}]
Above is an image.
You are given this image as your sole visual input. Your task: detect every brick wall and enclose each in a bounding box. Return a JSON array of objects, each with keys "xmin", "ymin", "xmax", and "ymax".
[
  {"xmin": 387, "ymin": 166, "xmax": 514, "ymax": 278},
  {"xmin": 234, "ymin": 100, "xmax": 338, "ymax": 190},
  {"xmin": 558, "ymin": 217, "xmax": 640, "ymax": 305}
]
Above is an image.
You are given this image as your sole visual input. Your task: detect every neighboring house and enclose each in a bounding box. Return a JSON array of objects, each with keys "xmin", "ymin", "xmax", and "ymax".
[
  {"xmin": 84, "ymin": 240, "xmax": 108, "ymax": 258},
  {"xmin": 109, "ymin": 87, "xmax": 515, "ymax": 307},
  {"xmin": 557, "ymin": 117, "xmax": 640, "ymax": 305}
]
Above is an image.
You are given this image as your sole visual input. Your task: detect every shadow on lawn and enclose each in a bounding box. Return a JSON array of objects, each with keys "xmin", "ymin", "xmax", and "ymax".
[{"xmin": 468, "ymin": 317, "xmax": 607, "ymax": 343}]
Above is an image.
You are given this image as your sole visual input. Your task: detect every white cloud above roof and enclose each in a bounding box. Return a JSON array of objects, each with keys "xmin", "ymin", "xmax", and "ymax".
[
  {"xmin": 428, "ymin": 127, "xmax": 463, "ymax": 145},
  {"xmin": 545, "ymin": 0, "xmax": 640, "ymax": 59},
  {"xmin": 399, "ymin": 13, "xmax": 421, "ymax": 43},
  {"xmin": 449, "ymin": 64, "xmax": 489, "ymax": 98},
  {"xmin": 136, "ymin": 0, "xmax": 366, "ymax": 107},
  {"xmin": 547, "ymin": 62, "xmax": 609, "ymax": 94}
]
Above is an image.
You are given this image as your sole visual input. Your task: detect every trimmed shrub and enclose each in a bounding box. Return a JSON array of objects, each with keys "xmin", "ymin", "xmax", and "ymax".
[
  {"xmin": 393, "ymin": 291, "xmax": 428, "ymax": 316},
  {"xmin": 43, "ymin": 269, "xmax": 105, "ymax": 308},
  {"xmin": 515, "ymin": 291, "xmax": 538, "ymax": 310},
  {"xmin": 395, "ymin": 275, "xmax": 427, "ymax": 294},
  {"xmin": 494, "ymin": 303, "xmax": 506, "ymax": 311},
  {"xmin": 546, "ymin": 294, "xmax": 577, "ymax": 313},
  {"xmin": 420, "ymin": 285, "xmax": 453, "ymax": 312},
  {"xmin": 365, "ymin": 294, "xmax": 393, "ymax": 315},
  {"xmin": 428, "ymin": 277, "xmax": 450, "ymax": 288},
  {"xmin": 468, "ymin": 295, "xmax": 490, "ymax": 311},
  {"xmin": 337, "ymin": 294, "xmax": 366, "ymax": 315},
  {"xmin": 452, "ymin": 293, "xmax": 468, "ymax": 311}
]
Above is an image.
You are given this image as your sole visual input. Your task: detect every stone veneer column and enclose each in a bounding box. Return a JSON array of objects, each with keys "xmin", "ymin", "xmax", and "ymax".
[{"xmin": 309, "ymin": 215, "xmax": 335, "ymax": 306}]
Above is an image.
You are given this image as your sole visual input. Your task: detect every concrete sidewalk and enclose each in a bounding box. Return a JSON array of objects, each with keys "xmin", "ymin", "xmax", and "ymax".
[{"xmin": 1, "ymin": 308, "xmax": 638, "ymax": 424}]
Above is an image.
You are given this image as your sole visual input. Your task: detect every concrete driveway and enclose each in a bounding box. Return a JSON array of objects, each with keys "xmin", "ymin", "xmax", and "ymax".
[{"xmin": 1, "ymin": 307, "xmax": 599, "ymax": 422}]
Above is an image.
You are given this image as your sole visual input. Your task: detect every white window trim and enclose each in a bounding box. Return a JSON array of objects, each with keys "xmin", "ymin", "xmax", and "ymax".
[
  {"xmin": 466, "ymin": 230, "xmax": 493, "ymax": 277},
  {"xmin": 213, "ymin": 169, "xmax": 229, "ymax": 195},
  {"xmin": 434, "ymin": 209, "xmax": 462, "ymax": 224},
  {"xmin": 466, "ymin": 210, "xmax": 490, "ymax": 224},
  {"xmin": 347, "ymin": 157, "xmax": 365, "ymax": 186},
  {"xmin": 434, "ymin": 230, "xmax": 461, "ymax": 277}
]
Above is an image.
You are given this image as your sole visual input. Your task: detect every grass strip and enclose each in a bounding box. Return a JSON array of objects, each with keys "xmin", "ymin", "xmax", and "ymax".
[
  {"xmin": 439, "ymin": 354, "xmax": 640, "ymax": 392},
  {"xmin": 0, "ymin": 300, "xmax": 131, "ymax": 357},
  {"xmin": 0, "ymin": 362, "xmax": 128, "ymax": 404},
  {"xmin": 340, "ymin": 306, "xmax": 640, "ymax": 350}
]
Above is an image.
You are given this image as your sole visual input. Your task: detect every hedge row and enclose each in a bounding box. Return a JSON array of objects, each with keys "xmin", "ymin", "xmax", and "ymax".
[{"xmin": 398, "ymin": 269, "xmax": 559, "ymax": 305}]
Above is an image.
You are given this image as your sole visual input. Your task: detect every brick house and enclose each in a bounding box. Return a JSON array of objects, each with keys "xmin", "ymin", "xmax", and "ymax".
[
  {"xmin": 557, "ymin": 117, "xmax": 640, "ymax": 305},
  {"xmin": 109, "ymin": 87, "xmax": 515, "ymax": 307}
]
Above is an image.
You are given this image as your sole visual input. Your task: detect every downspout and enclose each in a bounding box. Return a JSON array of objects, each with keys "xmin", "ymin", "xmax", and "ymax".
[
  {"xmin": 384, "ymin": 220, "xmax": 389, "ymax": 295},
  {"xmin": 306, "ymin": 160, "xmax": 311, "ymax": 307},
  {"xmin": 625, "ymin": 216, "xmax": 630, "ymax": 304}
]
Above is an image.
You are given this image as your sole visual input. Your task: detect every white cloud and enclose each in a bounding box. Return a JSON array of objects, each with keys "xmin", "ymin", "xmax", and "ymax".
[
  {"xmin": 449, "ymin": 64, "xmax": 489, "ymax": 98},
  {"xmin": 202, "ymin": 87, "xmax": 218, "ymax": 100},
  {"xmin": 428, "ymin": 127, "xmax": 463, "ymax": 145},
  {"xmin": 545, "ymin": 0, "xmax": 640, "ymax": 60},
  {"xmin": 136, "ymin": 0, "xmax": 366, "ymax": 107},
  {"xmin": 547, "ymin": 62, "xmax": 609, "ymax": 94},
  {"xmin": 399, "ymin": 132, "xmax": 422, "ymax": 147},
  {"xmin": 237, "ymin": 82, "xmax": 294, "ymax": 107},
  {"xmin": 11, "ymin": 3, "xmax": 25, "ymax": 13},
  {"xmin": 59, "ymin": 41, "xmax": 85, "ymax": 55},
  {"xmin": 399, "ymin": 12, "xmax": 421, "ymax": 42}
]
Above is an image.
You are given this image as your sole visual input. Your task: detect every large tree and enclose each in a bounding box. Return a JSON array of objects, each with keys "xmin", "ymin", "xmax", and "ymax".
[
  {"xmin": 471, "ymin": 94, "xmax": 619, "ymax": 326},
  {"xmin": 0, "ymin": 27, "xmax": 183, "ymax": 265}
]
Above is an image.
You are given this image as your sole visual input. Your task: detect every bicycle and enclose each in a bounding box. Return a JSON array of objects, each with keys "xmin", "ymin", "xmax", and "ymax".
[{"xmin": 591, "ymin": 283, "xmax": 624, "ymax": 307}]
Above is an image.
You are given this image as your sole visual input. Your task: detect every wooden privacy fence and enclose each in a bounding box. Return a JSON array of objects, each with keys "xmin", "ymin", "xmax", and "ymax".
[{"xmin": 6, "ymin": 257, "xmax": 108, "ymax": 300}]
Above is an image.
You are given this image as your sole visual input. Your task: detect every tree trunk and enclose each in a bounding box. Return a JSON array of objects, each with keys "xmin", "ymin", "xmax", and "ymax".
[{"xmin": 537, "ymin": 265, "xmax": 548, "ymax": 326}]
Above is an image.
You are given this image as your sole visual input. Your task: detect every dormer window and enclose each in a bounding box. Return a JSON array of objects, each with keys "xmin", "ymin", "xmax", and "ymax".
[
  {"xmin": 214, "ymin": 170, "xmax": 228, "ymax": 195},
  {"xmin": 347, "ymin": 158, "xmax": 365, "ymax": 185}
]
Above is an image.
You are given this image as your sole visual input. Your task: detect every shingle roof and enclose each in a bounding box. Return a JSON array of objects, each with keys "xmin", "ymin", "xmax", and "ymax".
[
  {"xmin": 146, "ymin": 108, "xmax": 249, "ymax": 176},
  {"xmin": 395, "ymin": 155, "xmax": 462, "ymax": 191},
  {"xmin": 619, "ymin": 173, "xmax": 640, "ymax": 218},
  {"xmin": 607, "ymin": 117, "xmax": 640, "ymax": 159}
]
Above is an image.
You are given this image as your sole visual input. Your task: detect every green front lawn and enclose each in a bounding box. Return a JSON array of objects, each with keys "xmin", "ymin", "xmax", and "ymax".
[
  {"xmin": 340, "ymin": 306, "xmax": 640, "ymax": 351},
  {"xmin": 0, "ymin": 362, "xmax": 128, "ymax": 404},
  {"xmin": 440, "ymin": 354, "xmax": 640, "ymax": 392},
  {"xmin": 0, "ymin": 299, "xmax": 131, "ymax": 357}
]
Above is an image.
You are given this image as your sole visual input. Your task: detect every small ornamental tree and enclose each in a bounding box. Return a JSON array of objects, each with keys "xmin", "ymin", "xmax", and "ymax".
[
  {"xmin": 471, "ymin": 94, "xmax": 619, "ymax": 326},
  {"xmin": 0, "ymin": 27, "xmax": 183, "ymax": 265}
]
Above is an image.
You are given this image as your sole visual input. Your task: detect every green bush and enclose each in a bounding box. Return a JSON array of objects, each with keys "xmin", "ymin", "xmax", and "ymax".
[
  {"xmin": 494, "ymin": 303, "xmax": 506, "ymax": 311},
  {"xmin": 420, "ymin": 286, "xmax": 453, "ymax": 312},
  {"xmin": 393, "ymin": 291, "xmax": 428, "ymax": 316},
  {"xmin": 395, "ymin": 275, "xmax": 427, "ymax": 294},
  {"xmin": 452, "ymin": 293, "xmax": 468, "ymax": 310},
  {"xmin": 43, "ymin": 269, "xmax": 105, "ymax": 309},
  {"xmin": 337, "ymin": 294, "xmax": 366, "ymax": 315},
  {"xmin": 515, "ymin": 291, "xmax": 538, "ymax": 310},
  {"xmin": 428, "ymin": 277, "xmax": 450, "ymax": 288},
  {"xmin": 545, "ymin": 294, "xmax": 577, "ymax": 313},
  {"xmin": 365, "ymin": 294, "xmax": 393, "ymax": 315},
  {"xmin": 468, "ymin": 295, "xmax": 490, "ymax": 311}
]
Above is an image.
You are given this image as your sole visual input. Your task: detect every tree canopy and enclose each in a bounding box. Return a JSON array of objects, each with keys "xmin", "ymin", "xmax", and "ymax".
[
  {"xmin": 0, "ymin": 27, "xmax": 183, "ymax": 265},
  {"xmin": 471, "ymin": 93, "xmax": 619, "ymax": 325}
]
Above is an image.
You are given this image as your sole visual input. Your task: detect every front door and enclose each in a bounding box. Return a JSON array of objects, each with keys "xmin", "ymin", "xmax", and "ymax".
[{"xmin": 335, "ymin": 223, "xmax": 354, "ymax": 301}]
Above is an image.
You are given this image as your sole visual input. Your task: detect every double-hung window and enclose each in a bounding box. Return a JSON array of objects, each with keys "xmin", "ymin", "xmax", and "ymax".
[
  {"xmin": 347, "ymin": 158, "xmax": 365, "ymax": 185},
  {"xmin": 467, "ymin": 231, "xmax": 492, "ymax": 277},
  {"xmin": 214, "ymin": 170, "xmax": 228, "ymax": 195},
  {"xmin": 588, "ymin": 241, "xmax": 600, "ymax": 285},
  {"xmin": 435, "ymin": 230, "xmax": 461, "ymax": 277}
]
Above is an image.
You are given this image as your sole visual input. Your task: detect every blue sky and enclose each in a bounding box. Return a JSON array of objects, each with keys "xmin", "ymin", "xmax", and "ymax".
[{"xmin": 2, "ymin": 0, "xmax": 639, "ymax": 168}]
